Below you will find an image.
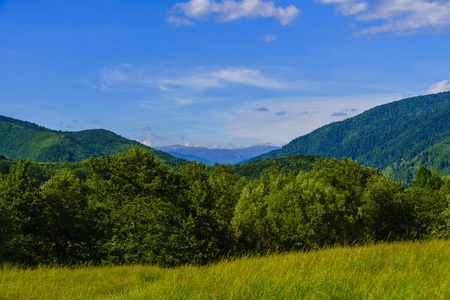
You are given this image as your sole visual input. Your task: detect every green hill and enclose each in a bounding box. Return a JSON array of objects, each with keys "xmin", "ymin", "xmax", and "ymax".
[
  {"xmin": 0, "ymin": 115, "xmax": 184, "ymax": 166},
  {"xmin": 248, "ymin": 92, "xmax": 450, "ymax": 182}
]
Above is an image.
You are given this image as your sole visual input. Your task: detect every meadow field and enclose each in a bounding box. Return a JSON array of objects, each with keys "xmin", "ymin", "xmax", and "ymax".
[{"xmin": 1, "ymin": 239, "xmax": 449, "ymax": 299}]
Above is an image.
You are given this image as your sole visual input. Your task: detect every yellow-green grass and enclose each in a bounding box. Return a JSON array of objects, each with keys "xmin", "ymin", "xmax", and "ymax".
[{"xmin": 1, "ymin": 240, "xmax": 449, "ymax": 299}]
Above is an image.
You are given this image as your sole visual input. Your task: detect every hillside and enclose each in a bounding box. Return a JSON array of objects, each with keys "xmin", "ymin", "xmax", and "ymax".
[
  {"xmin": 0, "ymin": 115, "xmax": 184, "ymax": 165},
  {"xmin": 249, "ymin": 92, "xmax": 450, "ymax": 182},
  {"xmin": 155, "ymin": 144, "xmax": 280, "ymax": 165}
]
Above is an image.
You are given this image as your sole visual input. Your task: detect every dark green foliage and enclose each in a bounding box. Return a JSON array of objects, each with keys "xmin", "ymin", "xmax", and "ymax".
[
  {"xmin": 405, "ymin": 166, "xmax": 449, "ymax": 237},
  {"xmin": 360, "ymin": 176, "xmax": 411, "ymax": 240},
  {"xmin": 0, "ymin": 155, "xmax": 9, "ymax": 175},
  {"xmin": 0, "ymin": 115, "xmax": 184, "ymax": 166},
  {"xmin": 412, "ymin": 165, "xmax": 444, "ymax": 190},
  {"xmin": 175, "ymin": 162, "xmax": 221, "ymax": 263},
  {"xmin": 1, "ymin": 149, "xmax": 449, "ymax": 267},
  {"xmin": 249, "ymin": 92, "xmax": 450, "ymax": 183},
  {"xmin": 37, "ymin": 172, "xmax": 98, "ymax": 264},
  {"xmin": 208, "ymin": 165, "xmax": 247, "ymax": 251},
  {"xmin": 83, "ymin": 147, "xmax": 220, "ymax": 266},
  {"xmin": 83, "ymin": 147, "xmax": 185, "ymax": 266},
  {"xmin": 231, "ymin": 158, "xmax": 399, "ymax": 251},
  {"xmin": 233, "ymin": 154, "xmax": 318, "ymax": 180},
  {"xmin": 0, "ymin": 160, "xmax": 42, "ymax": 264}
]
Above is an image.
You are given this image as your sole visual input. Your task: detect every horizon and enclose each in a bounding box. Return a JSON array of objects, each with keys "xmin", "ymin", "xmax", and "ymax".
[{"xmin": 1, "ymin": 0, "xmax": 449, "ymax": 148}]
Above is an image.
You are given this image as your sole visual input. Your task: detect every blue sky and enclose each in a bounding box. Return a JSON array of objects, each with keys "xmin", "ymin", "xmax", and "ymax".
[{"xmin": 1, "ymin": 0, "xmax": 450, "ymax": 148}]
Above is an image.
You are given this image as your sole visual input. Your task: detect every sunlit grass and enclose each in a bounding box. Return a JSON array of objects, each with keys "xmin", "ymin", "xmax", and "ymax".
[{"xmin": 1, "ymin": 239, "xmax": 449, "ymax": 299}]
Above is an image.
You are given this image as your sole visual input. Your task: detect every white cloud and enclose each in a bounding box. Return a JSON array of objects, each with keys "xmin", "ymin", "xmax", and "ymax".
[
  {"xmin": 95, "ymin": 64, "xmax": 148, "ymax": 91},
  {"xmin": 162, "ymin": 68, "xmax": 289, "ymax": 89},
  {"xmin": 211, "ymin": 68, "xmax": 287, "ymax": 88},
  {"xmin": 318, "ymin": 0, "xmax": 450, "ymax": 36},
  {"xmin": 100, "ymin": 64, "xmax": 133, "ymax": 84},
  {"xmin": 131, "ymin": 133, "xmax": 157, "ymax": 147},
  {"xmin": 161, "ymin": 75, "xmax": 222, "ymax": 90},
  {"xmin": 424, "ymin": 79, "xmax": 450, "ymax": 94},
  {"xmin": 132, "ymin": 125, "xmax": 151, "ymax": 131},
  {"xmin": 264, "ymin": 33, "xmax": 277, "ymax": 42},
  {"xmin": 168, "ymin": 0, "xmax": 301, "ymax": 25},
  {"xmin": 319, "ymin": 0, "xmax": 368, "ymax": 16},
  {"xmin": 167, "ymin": 15, "xmax": 194, "ymax": 26}
]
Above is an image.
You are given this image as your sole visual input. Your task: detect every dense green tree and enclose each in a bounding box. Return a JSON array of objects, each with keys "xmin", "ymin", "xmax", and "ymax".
[
  {"xmin": 360, "ymin": 176, "xmax": 410, "ymax": 240},
  {"xmin": 37, "ymin": 172, "xmax": 97, "ymax": 264},
  {"xmin": 83, "ymin": 147, "xmax": 183, "ymax": 266},
  {"xmin": 430, "ymin": 182, "xmax": 450, "ymax": 238},
  {"xmin": 307, "ymin": 158, "xmax": 376, "ymax": 243},
  {"xmin": 232, "ymin": 176, "xmax": 271, "ymax": 251},
  {"xmin": 0, "ymin": 154, "xmax": 9, "ymax": 175},
  {"xmin": 412, "ymin": 165, "xmax": 443, "ymax": 190},
  {"xmin": 175, "ymin": 162, "xmax": 221, "ymax": 263},
  {"xmin": 0, "ymin": 160, "xmax": 41, "ymax": 264},
  {"xmin": 208, "ymin": 164, "xmax": 247, "ymax": 251},
  {"xmin": 83, "ymin": 147, "xmax": 221, "ymax": 266}
]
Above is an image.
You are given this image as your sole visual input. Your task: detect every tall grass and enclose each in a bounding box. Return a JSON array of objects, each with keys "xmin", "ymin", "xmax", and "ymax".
[{"xmin": 1, "ymin": 239, "xmax": 449, "ymax": 299}]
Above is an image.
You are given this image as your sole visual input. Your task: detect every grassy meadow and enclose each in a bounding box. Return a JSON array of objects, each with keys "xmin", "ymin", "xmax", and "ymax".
[{"xmin": 1, "ymin": 239, "xmax": 449, "ymax": 299}]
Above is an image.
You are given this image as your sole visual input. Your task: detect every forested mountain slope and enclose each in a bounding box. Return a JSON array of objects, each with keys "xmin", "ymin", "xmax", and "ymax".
[
  {"xmin": 248, "ymin": 92, "xmax": 450, "ymax": 181},
  {"xmin": 0, "ymin": 115, "xmax": 184, "ymax": 165}
]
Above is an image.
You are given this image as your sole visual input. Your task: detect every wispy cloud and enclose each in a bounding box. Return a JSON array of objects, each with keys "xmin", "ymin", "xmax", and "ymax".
[
  {"xmin": 319, "ymin": 0, "xmax": 368, "ymax": 16},
  {"xmin": 264, "ymin": 33, "xmax": 277, "ymax": 42},
  {"xmin": 167, "ymin": 15, "xmax": 194, "ymax": 26},
  {"xmin": 424, "ymin": 79, "xmax": 450, "ymax": 94},
  {"xmin": 168, "ymin": 0, "xmax": 301, "ymax": 26},
  {"xmin": 318, "ymin": 0, "xmax": 450, "ymax": 36},
  {"xmin": 254, "ymin": 107, "xmax": 269, "ymax": 112},
  {"xmin": 95, "ymin": 65, "xmax": 290, "ymax": 91},
  {"xmin": 94, "ymin": 64, "xmax": 149, "ymax": 91},
  {"xmin": 132, "ymin": 125, "xmax": 151, "ymax": 131},
  {"xmin": 162, "ymin": 68, "xmax": 290, "ymax": 89}
]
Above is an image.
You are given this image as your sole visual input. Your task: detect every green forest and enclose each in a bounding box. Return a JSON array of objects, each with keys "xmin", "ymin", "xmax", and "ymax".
[{"xmin": 1, "ymin": 147, "xmax": 449, "ymax": 267}]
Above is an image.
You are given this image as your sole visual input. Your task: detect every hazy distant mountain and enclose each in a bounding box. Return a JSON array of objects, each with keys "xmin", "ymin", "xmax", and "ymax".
[
  {"xmin": 248, "ymin": 92, "xmax": 450, "ymax": 182},
  {"xmin": 0, "ymin": 115, "xmax": 184, "ymax": 166},
  {"xmin": 155, "ymin": 145, "xmax": 281, "ymax": 165}
]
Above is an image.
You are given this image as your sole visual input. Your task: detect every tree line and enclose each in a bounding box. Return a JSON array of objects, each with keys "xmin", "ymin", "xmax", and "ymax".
[{"xmin": 1, "ymin": 147, "xmax": 449, "ymax": 267}]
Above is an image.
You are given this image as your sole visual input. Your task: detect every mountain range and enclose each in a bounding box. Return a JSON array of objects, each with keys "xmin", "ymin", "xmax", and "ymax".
[
  {"xmin": 249, "ymin": 91, "xmax": 450, "ymax": 182},
  {"xmin": 155, "ymin": 145, "xmax": 280, "ymax": 165},
  {"xmin": 1, "ymin": 91, "xmax": 449, "ymax": 182}
]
